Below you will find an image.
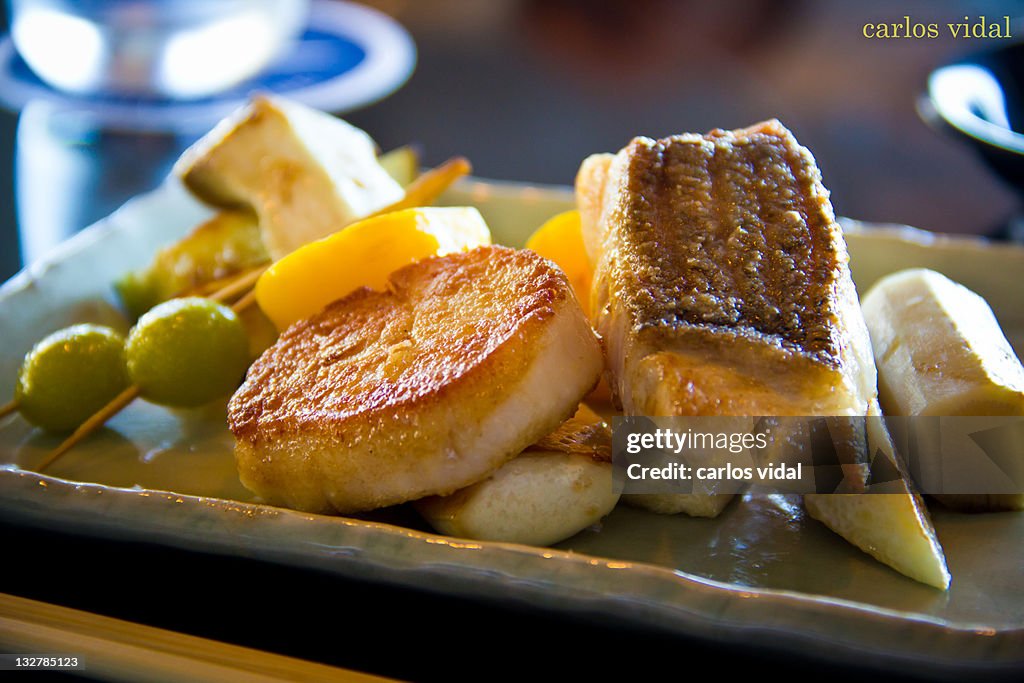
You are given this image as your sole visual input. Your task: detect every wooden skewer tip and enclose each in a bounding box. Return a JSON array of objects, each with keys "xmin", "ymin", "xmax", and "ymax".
[
  {"xmin": 208, "ymin": 265, "xmax": 268, "ymax": 305},
  {"xmin": 230, "ymin": 289, "xmax": 258, "ymax": 314},
  {"xmin": 37, "ymin": 385, "xmax": 141, "ymax": 473},
  {"xmin": 0, "ymin": 399, "xmax": 18, "ymax": 419}
]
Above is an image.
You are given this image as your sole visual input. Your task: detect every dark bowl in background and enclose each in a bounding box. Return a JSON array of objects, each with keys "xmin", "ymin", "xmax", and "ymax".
[{"xmin": 920, "ymin": 38, "xmax": 1024, "ymax": 193}]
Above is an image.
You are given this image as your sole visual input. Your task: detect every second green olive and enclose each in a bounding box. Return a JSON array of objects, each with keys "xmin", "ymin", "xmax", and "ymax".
[{"xmin": 126, "ymin": 297, "xmax": 250, "ymax": 407}]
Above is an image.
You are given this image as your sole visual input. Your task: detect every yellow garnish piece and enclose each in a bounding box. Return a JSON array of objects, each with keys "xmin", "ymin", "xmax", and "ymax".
[
  {"xmin": 256, "ymin": 207, "xmax": 491, "ymax": 330},
  {"xmin": 525, "ymin": 210, "xmax": 592, "ymax": 315}
]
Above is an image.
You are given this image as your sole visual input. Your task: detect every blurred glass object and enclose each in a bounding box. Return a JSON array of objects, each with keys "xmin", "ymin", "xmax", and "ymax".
[
  {"xmin": 7, "ymin": 0, "xmax": 309, "ymax": 98},
  {"xmin": 4, "ymin": 0, "xmax": 416, "ymax": 267},
  {"xmin": 15, "ymin": 100, "xmax": 191, "ymax": 264}
]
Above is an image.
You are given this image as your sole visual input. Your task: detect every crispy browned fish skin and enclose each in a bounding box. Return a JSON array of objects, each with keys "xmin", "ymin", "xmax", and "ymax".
[
  {"xmin": 228, "ymin": 245, "xmax": 603, "ymax": 514},
  {"xmin": 579, "ymin": 120, "xmax": 876, "ymax": 419}
]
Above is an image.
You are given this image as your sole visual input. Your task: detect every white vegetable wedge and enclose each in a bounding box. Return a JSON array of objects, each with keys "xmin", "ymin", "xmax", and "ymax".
[
  {"xmin": 175, "ymin": 95, "xmax": 403, "ymax": 260},
  {"xmin": 804, "ymin": 407, "xmax": 952, "ymax": 590},
  {"xmin": 862, "ymin": 268, "xmax": 1024, "ymax": 512},
  {"xmin": 416, "ymin": 405, "xmax": 619, "ymax": 545}
]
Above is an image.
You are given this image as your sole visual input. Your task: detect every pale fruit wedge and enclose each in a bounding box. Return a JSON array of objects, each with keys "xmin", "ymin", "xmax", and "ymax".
[
  {"xmin": 805, "ymin": 405, "xmax": 952, "ymax": 590},
  {"xmin": 861, "ymin": 267, "xmax": 1024, "ymax": 512},
  {"xmin": 255, "ymin": 206, "xmax": 491, "ymax": 330},
  {"xmin": 415, "ymin": 404, "xmax": 619, "ymax": 545},
  {"xmin": 175, "ymin": 95, "xmax": 404, "ymax": 260}
]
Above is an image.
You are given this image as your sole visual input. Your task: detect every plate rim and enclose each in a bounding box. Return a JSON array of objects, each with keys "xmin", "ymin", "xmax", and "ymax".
[{"xmin": 1, "ymin": 465, "xmax": 1021, "ymax": 677}]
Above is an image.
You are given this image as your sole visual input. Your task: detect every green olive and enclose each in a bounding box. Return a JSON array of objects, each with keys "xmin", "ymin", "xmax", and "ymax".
[
  {"xmin": 16, "ymin": 324, "xmax": 129, "ymax": 432},
  {"xmin": 126, "ymin": 297, "xmax": 249, "ymax": 407}
]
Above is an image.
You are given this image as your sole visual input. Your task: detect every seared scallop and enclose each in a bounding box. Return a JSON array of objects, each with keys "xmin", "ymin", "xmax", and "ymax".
[{"xmin": 228, "ymin": 246, "xmax": 602, "ymax": 514}]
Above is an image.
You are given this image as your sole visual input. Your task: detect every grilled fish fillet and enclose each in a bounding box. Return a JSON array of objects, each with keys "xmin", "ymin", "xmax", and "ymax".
[
  {"xmin": 577, "ymin": 121, "xmax": 950, "ymax": 587},
  {"xmin": 578, "ymin": 120, "xmax": 875, "ymax": 517},
  {"xmin": 228, "ymin": 245, "xmax": 603, "ymax": 514},
  {"xmin": 416, "ymin": 404, "xmax": 619, "ymax": 545}
]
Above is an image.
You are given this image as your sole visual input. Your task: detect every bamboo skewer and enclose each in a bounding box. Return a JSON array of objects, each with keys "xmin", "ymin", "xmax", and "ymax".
[
  {"xmin": 31, "ymin": 157, "xmax": 472, "ymax": 472},
  {"xmin": 207, "ymin": 265, "xmax": 268, "ymax": 304},
  {"xmin": 0, "ymin": 399, "xmax": 18, "ymax": 419},
  {"xmin": 182, "ymin": 158, "xmax": 470, "ymax": 304},
  {"xmin": 36, "ymin": 386, "xmax": 140, "ymax": 472},
  {"xmin": 230, "ymin": 289, "xmax": 258, "ymax": 314},
  {"xmin": 368, "ymin": 156, "xmax": 471, "ymax": 218},
  {"xmin": 190, "ymin": 264, "xmax": 270, "ymax": 297}
]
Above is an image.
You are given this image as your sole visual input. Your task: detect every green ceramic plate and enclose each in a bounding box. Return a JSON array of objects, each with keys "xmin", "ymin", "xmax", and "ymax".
[{"xmin": 1, "ymin": 179, "xmax": 1022, "ymax": 677}]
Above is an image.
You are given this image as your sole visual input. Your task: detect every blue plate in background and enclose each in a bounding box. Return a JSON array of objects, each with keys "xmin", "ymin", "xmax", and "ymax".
[{"xmin": 0, "ymin": 0, "xmax": 416, "ymax": 131}]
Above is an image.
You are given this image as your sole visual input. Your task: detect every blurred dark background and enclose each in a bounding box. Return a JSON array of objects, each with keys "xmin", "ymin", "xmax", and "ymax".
[
  {"xmin": 1, "ymin": 0, "xmax": 1023, "ymax": 283},
  {"xmin": 350, "ymin": 0, "xmax": 1020, "ymax": 236}
]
